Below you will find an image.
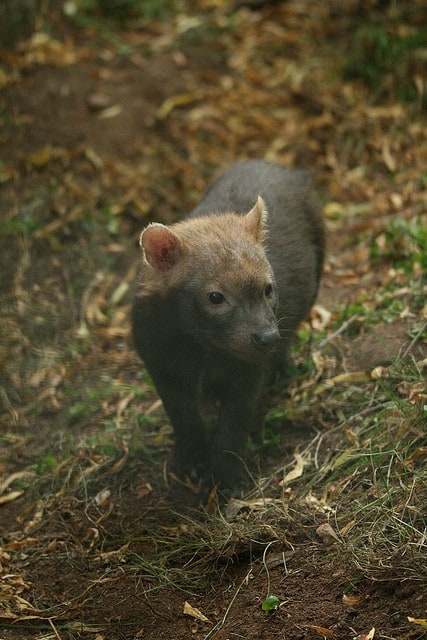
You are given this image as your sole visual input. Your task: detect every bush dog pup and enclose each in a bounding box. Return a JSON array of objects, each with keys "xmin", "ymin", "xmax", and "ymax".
[{"xmin": 132, "ymin": 160, "xmax": 325, "ymax": 494}]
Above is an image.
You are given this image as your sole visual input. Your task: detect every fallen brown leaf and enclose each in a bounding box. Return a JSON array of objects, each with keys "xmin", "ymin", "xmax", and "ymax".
[
  {"xmin": 107, "ymin": 443, "xmax": 129, "ymax": 475},
  {"xmin": 183, "ymin": 601, "xmax": 211, "ymax": 623},
  {"xmin": 0, "ymin": 490, "xmax": 24, "ymax": 504},
  {"xmin": 408, "ymin": 617, "xmax": 427, "ymax": 626},
  {"xmin": 357, "ymin": 627, "xmax": 375, "ymax": 640},
  {"xmin": 339, "ymin": 519, "xmax": 356, "ymax": 536},
  {"xmin": 5, "ymin": 538, "xmax": 38, "ymax": 550},
  {"xmin": 316, "ymin": 523, "xmax": 341, "ymax": 545},
  {"xmin": 301, "ymin": 624, "xmax": 334, "ymax": 637},
  {"xmin": 156, "ymin": 91, "xmax": 204, "ymax": 119},
  {"xmin": 342, "ymin": 593, "xmax": 366, "ymax": 607},
  {"xmin": 280, "ymin": 452, "xmax": 310, "ymax": 485}
]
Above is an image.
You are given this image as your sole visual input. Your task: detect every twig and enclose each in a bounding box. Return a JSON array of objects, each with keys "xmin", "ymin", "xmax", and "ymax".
[
  {"xmin": 262, "ymin": 540, "xmax": 277, "ymax": 596},
  {"xmin": 77, "ymin": 270, "xmax": 105, "ymax": 336},
  {"xmin": 48, "ymin": 618, "xmax": 63, "ymax": 640},
  {"xmin": 202, "ymin": 568, "xmax": 253, "ymax": 640},
  {"xmin": 312, "ymin": 314, "xmax": 359, "ymax": 352},
  {"xmin": 400, "ymin": 321, "xmax": 427, "ymax": 362}
]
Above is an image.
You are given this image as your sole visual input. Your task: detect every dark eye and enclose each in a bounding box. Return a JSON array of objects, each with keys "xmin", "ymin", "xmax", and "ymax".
[
  {"xmin": 208, "ymin": 292, "xmax": 225, "ymax": 305},
  {"xmin": 265, "ymin": 283, "xmax": 273, "ymax": 297}
]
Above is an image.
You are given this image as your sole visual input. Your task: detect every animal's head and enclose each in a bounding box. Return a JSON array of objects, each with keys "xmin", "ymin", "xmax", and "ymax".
[{"xmin": 139, "ymin": 197, "xmax": 280, "ymax": 360}]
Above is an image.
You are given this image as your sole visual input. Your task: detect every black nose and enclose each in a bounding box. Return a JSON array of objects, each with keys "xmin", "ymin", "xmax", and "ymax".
[{"xmin": 252, "ymin": 329, "xmax": 280, "ymax": 351}]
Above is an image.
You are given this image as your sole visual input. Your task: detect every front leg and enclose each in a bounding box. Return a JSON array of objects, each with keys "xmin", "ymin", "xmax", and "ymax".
[
  {"xmin": 152, "ymin": 373, "xmax": 209, "ymax": 480},
  {"xmin": 209, "ymin": 364, "xmax": 265, "ymax": 491}
]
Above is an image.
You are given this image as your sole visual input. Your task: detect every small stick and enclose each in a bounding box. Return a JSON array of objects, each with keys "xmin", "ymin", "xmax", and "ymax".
[
  {"xmin": 48, "ymin": 619, "xmax": 63, "ymax": 640},
  {"xmin": 312, "ymin": 314, "xmax": 359, "ymax": 352},
  {"xmin": 400, "ymin": 321, "xmax": 427, "ymax": 362}
]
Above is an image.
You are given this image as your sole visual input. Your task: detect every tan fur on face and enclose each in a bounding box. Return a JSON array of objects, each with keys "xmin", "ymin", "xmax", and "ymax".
[{"xmin": 139, "ymin": 212, "xmax": 272, "ymax": 296}]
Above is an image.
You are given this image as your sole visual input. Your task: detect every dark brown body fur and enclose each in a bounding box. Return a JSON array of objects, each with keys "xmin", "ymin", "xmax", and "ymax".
[{"xmin": 132, "ymin": 160, "xmax": 325, "ymax": 493}]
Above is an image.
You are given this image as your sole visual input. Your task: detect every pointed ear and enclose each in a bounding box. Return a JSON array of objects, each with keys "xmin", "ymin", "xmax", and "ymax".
[
  {"xmin": 243, "ymin": 196, "xmax": 268, "ymax": 242},
  {"xmin": 140, "ymin": 223, "xmax": 183, "ymax": 270}
]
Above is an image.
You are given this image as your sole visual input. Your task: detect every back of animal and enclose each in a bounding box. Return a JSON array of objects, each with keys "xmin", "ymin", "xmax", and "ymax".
[{"xmin": 190, "ymin": 160, "xmax": 324, "ymax": 342}]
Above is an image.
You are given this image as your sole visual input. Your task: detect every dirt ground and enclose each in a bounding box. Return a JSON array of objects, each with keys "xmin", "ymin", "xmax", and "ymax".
[{"xmin": 0, "ymin": 1, "xmax": 426, "ymax": 639}]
